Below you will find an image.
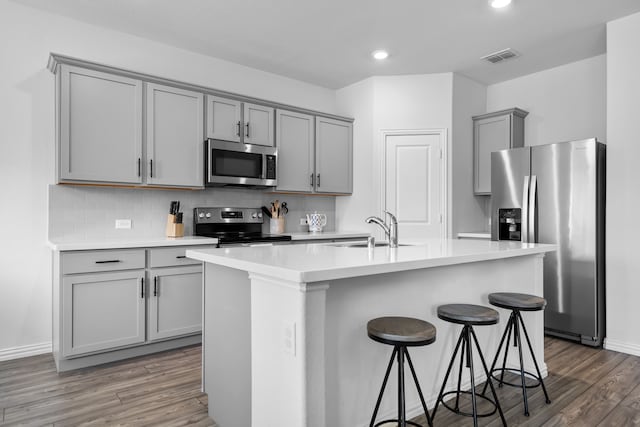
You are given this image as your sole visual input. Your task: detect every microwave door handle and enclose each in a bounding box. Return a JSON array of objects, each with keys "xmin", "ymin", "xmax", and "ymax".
[
  {"xmin": 529, "ymin": 175, "xmax": 537, "ymax": 243},
  {"xmin": 521, "ymin": 175, "xmax": 530, "ymax": 243},
  {"xmin": 261, "ymin": 154, "xmax": 266, "ymax": 179}
]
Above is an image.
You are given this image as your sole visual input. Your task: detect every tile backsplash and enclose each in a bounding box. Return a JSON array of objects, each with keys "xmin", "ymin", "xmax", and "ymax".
[{"xmin": 48, "ymin": 185, "xmax": 336, "ymax": 240}]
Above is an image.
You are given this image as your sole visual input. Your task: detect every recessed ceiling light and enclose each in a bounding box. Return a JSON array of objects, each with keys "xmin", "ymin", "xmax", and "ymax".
[
  {"xmin": 372, "ymin": 50, "xmax": 389, "ymax": 60},
  {"xmin": 489, "ymin": 0, "xmax": 511, "ymax": 8}
]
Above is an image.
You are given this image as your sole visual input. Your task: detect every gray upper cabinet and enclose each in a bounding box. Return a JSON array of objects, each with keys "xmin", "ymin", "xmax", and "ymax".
[
  {"xmin": 59, "ymin": 65, "xmax": 143, "ymax": 184},
  {"xmin": 315, "ymin": 117, "xmax": 353, "ymax": 194},
  {"xmin": 206, "ymin": 95, "xmax": 274, "ymax": 147},
  {"xmin": 146, "ymin": 83, "xmax": 204, "ymax": 187},
  {"xmin": 275, "ymin": 110, "xmax": 315, "ymax": 192},
  {"xmin": 473, "ymin": 108, "xmax": 528, "ymax": 195},
  {"xmin": 205, "ymin": 95, "xmax": 242, "ymax": 143}
]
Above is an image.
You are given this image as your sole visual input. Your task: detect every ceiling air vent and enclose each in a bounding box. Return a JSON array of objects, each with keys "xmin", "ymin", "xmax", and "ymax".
[{"xmin": 481, "ymin": 48, "xmax": 520, "ymax": 64}]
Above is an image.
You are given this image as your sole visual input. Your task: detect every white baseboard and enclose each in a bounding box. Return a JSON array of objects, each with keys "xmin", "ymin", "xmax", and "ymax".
[
  {"xmin": 604, "ymin": 338, "xmax": 640, "ymax": 356},
  {"xmin": 0, "ymin": 342, "xmax": 52, "ymax": 362}
]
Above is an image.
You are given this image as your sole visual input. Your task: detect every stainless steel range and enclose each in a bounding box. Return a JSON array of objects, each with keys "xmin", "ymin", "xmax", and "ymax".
[{"xmin": 193, "ymin": 207, "xmax": 291, "ymax": 247}]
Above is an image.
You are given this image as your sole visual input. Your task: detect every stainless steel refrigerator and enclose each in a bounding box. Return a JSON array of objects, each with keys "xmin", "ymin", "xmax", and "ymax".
[{"xmin": 491, "ymin": 138, "xmax": 605, "ymax": 347}]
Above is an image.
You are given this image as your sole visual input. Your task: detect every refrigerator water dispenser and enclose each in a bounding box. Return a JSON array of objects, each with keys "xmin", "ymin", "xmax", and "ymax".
[{"xmin": 498, "ymin": 208, "xmax": 521, "ymax": 241}]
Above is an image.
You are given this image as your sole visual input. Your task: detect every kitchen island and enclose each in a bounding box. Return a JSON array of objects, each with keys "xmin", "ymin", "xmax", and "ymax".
[{"xmin": 186, "ymin": 239, "xmax": 556, "ymax": 427}]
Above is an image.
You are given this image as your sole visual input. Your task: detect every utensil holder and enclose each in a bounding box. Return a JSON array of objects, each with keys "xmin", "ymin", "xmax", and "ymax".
[
  {"xmin": 166, "ymin": 214, "xmax": 184, "ymax": 238},
  {"xmin": 270, "ymin": 218, "xmax": 285, "ymax": 234}
]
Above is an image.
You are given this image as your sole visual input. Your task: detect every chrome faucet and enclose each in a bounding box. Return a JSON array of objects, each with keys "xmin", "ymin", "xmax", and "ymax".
[{"xmin": 365, "ymin": 210, "xmax": 398, "ymax": 248}]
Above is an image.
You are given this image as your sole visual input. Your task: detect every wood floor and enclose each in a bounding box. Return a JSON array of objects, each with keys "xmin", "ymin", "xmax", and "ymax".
[{"xmin": 1, "ymin": 337, "xmax": 639, "ymax": 426}]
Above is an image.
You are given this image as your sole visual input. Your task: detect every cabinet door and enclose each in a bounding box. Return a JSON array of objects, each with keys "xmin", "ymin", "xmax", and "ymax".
[
  {"xmin": 275, "ymin": 110, "xmax": 314, "ymax": 192},
  {"xmin": 146, "ymin": 83, "xmax": 204, "ymax": 187},
  {"xmin": 243, "ymin": 103, "xmax": 274, "ymax": 146},
  {"xmin": 59, "ymin": 65, "xmax": 143, "ymax": 184},
  {"xmin": 148, "ymin": 266, "xmax": 202, "ymax": 341},
  {"xmin": 474, "ymin": 114, "xmax": 511, "ymax": 195},
  {"xmin": 62, "ymin": 270, "xmax": 145, "ymax": 357},
  {"xmin": 206, "ymin": 95, "xmax": 242, "ymax": 143},
  {"xmin": 315, "ymin": 117, "xmax": 353, "ymax": 194}
]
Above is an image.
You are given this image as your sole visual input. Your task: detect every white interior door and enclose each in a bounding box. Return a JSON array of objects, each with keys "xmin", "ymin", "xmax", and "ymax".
[{"xmin": 384, "ymin": 131, "xmax": 444, "ymax": 240}]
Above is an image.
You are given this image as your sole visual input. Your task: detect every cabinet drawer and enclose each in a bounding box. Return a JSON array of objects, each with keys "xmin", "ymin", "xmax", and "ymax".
[
  {"xmin": 148, "ymin": 246, "xmax": 210, "ymax": 268},
  {"xmin": 62, "ymin": 249, "xmax": 145, "ymax": 274}
]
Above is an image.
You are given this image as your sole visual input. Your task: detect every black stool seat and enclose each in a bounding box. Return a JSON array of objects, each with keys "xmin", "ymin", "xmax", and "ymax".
[
  {"xmin": 367, "ymin": 316, "xmax": 436, "ymax": 427},
  {"xmin": 368, "ymin": 316, "xmax": 436, "ymax": 347},
  {"xmin": 488, "ymin": 292, "xmax": 546, "ymax": 311},
  {"xmin": 437, "ymin": 304, "xmax": 499, "ymax": 325}
]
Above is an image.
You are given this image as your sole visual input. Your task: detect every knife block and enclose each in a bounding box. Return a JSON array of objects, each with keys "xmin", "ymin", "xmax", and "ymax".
[{"xmin": 166, "ymin": 214, "xmax": 184, "ymax": 238}]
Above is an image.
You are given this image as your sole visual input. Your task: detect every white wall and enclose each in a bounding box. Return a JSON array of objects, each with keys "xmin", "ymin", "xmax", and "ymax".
[
  {"xmin": 0, "ymin": 0, "xmax": 337, "ymax": 358},
  {"xmin": 452, "ymin": 74, "xmax": 488, "ymax": 234},
  {"xmin": 336, "ymin": 74, "xmax": 454, "ymax": 238},
  {"xmin": 487, "ymin": 54, "xmax": 606, "ymax": 146},
  {"xmin": 605, "ymin": 12, "xmax": 640, "ymax": 355}
]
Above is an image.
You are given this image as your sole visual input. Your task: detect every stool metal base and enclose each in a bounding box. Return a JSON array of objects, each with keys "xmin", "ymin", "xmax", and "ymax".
[
  {"xmin": 482, "ymin": 310, "xmax": 551, "ymax": 416},
  {"xmin": 369, "ymin": 345, "xmax": 433, "ymax": 427},
  {"xmin": 432, "ymin": 324, "xmax": 507, "ymax": 427}
]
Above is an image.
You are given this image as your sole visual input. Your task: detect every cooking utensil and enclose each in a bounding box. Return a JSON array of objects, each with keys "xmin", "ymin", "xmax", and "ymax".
[
  {"xmin": 262, "ymin": 206, "xmax": 273, "ymax": 219},
  {"xmin": 281, "ymin": 202, "xmax": 288, "ymax": 215}
]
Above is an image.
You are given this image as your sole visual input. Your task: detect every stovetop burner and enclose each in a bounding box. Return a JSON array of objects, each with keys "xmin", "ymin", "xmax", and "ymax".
[{"xmin": 193, "ymin": 207, "xmax": 291, "ymax": 246}]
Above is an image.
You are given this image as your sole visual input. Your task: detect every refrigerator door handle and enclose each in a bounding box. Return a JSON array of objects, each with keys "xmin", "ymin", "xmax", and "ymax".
[
  {"xmin": 529, "ymin": 175, "xmax": 538, "ymax": 243},
  {"xmin": 522, "ymin": 175, "xmax": 530, "ymax": 243}
]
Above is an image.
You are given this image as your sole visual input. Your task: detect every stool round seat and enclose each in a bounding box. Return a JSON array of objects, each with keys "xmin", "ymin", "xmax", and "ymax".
[
  {"xmin": 489, "ymin": 292, "xmax": 546, "ymax": 311},
  {"xmin": 437, "ymin": 304, "xmax": 499, "ymax": 325},
  {"xmin": 367, "ymin": 316, "xmax": 436, "ymax": 347}
]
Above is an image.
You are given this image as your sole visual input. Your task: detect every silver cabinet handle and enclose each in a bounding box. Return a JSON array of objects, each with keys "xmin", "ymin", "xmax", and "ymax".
[
  {"xmin": 95, "ymin": 260, "xmax": 121, "ymax": 264},
  {"xmin": 140, "ymin": 277, "xmax": 145, "ymax": 299},
  {"xmin": 245, "ymin": 122, "xmax": 250, "ymax": 138},
  {"xmin": 176, "ymin": 255, "xmax": 186, "ymax": 259},
  {"xmin": 137, "ymin": 158, "xmax": 141, "ymax": 177},
  {"xmin": 153, "ymin": 276, "xmax": 158, "ymax": 297},
  {"xmin": 149, "ymin": 159, "xmax": 154, "ymax": 178},
  {"xmin": 236, "ymin": 121, "xmax": 241, "ymax": 137},
  {"xmin": 310, "ymin": 173, "xmax": 314, "ymax": 187},
  {"xmin": 317, "ymin": 173, "xmax": 320, "ymax": 187}
]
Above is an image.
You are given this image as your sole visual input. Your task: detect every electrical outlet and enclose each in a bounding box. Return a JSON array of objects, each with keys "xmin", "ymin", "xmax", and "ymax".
[
  {"xmin": 115, "ymin": 219, "xmax": 132, "ymax": 229},
  {"xmin": 283, "ymin": 321, "xmax": 296, "ymax": 356},
  {"xmin": 300, "ymin": 218, "xmax": 308, "ymax": 226}
]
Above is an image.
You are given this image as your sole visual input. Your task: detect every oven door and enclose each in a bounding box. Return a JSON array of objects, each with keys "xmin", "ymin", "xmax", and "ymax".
[{"xmin": 206, "ymin": 140, "xmax": 277, "ymax": 187}]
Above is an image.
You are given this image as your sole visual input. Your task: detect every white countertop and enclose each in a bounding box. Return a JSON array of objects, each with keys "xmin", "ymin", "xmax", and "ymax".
[
  {"xmin": 187, "ymin": 238, "xmax": 556, "ymax": 283},
  {"xmin": 48, "ymin": 235, "xmax": 218, "ymax": 251},
  {"xmin": 288, "ymin": 231, "xmax": 369, "ymax": 241}
]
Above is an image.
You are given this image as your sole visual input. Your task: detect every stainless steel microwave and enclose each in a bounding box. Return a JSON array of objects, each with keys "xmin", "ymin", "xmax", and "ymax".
[{"xmin": 206, "ymin": 139, "xmax": 277, "ymax": 187}]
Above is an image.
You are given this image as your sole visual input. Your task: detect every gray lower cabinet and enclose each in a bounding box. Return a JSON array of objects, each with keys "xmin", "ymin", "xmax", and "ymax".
[
  {"xmin": 473, "ymin": 108, "xmax": 528, "ymax": 195},
  {"xmin": 54, "ymin": 245, "xmax": 211, "ymax": 371},
  {"xmin": 148, "ymin": 265, "xmax": 202, "ymax": 341},
  {"xmin": 59, "ymin": 65, "xmax": 143, "ymax": 184},
  {"xmin": 62, "ymin": 270, "xmax": 146, "ymax": 357},
  {"xmin": 146, "ymin": 83, "xmax": 204, "ymax": 187},
  {"xmin": 315, "ymin": 116, "xmax": 353, "ymax": 194},
  {"xmin": 275, "ymin": 111, "xmax": 353, "ymax": 194}
]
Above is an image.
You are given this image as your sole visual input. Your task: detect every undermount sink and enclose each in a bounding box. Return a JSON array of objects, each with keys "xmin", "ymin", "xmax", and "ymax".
[{"xmin": 333, "ymin": 242, "xmax": 413, "ymax": 248}]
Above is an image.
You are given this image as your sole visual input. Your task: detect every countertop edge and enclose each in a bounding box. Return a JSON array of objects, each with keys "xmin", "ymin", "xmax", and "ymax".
[
  {"xmin": 48, "ymin": 236, "xmax": 219, "ymax": 251},
  {"xmin": 186, "ymin": 243, "xmax": 557, "ymax": 284}
]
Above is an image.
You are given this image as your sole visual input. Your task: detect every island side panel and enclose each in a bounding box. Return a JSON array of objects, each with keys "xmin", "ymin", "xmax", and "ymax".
[
  {"xmin": 249, "ymin": 274, "xmax": 329, "ymax": 427},
  {"xmin": 203, "ymin": 263, "xmax": 252, "ymax": 427},
  {"xmin": 323, "ymin": 253, "xmax": 546, "ymax": 427}
]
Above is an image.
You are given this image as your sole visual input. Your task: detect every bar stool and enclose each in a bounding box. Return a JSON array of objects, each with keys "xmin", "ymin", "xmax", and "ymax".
[
  {"xmin": 482, "ymin": 292, "xmax": 551, "ymax": 416},
  {"xmin": 432, "ymin": 304, "xmax": 507, "ymax": 427},
  {"xmin": 367, "ymin": 316, "xmax": 436, "ymax": 427}
]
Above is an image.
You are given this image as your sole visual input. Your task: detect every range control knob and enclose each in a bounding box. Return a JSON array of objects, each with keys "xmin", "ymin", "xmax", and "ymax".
[
  {"xmin": 205, "ymin": 212, "xmax": 212, "ymax": 218},
  {"xmin": 198, "ymin": 212, "xmax": 205, "ymax": 218},
  {"xmin": 251, "ymin": 212, "xmax": 258, "ymax": 219},
  {"xmin": 257, "ymin": 212, "xmax": 263, "ymax": 218}
]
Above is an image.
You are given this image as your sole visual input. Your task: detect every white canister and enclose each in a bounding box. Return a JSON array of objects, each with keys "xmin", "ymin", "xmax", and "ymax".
[
  {"xmin": 270, "ymin": 217, "xmax": 285, "ymax": 234},
  {"xmin": 306, "ymin": 212, "xmax": 327, "ymax": 233}
]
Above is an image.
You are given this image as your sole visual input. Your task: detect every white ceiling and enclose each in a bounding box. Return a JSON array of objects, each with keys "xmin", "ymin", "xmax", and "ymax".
[{"xmin": 15, "ymin": 0, "xmax": 640, "ymax": 89}]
